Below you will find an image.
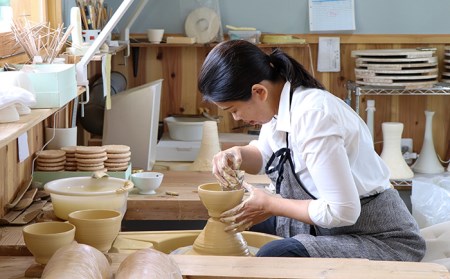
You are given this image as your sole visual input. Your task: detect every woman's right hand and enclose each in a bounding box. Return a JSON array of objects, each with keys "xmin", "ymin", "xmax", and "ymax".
[{"xmin": 212, "ymin": 147, "xmax": 243, "ymax": 189}]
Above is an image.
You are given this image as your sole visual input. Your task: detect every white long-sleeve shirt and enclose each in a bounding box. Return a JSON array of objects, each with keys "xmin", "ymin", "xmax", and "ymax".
[{"xmin": 251, "ymin": 82, "xmax": 391, "ymax": 229}]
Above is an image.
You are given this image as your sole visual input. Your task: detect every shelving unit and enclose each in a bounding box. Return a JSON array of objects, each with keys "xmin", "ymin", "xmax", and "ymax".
[
  {"xmin": 347, "ymin": 81, "xmax": 450, "ymax": 188},
  {"xmin": 346, "ymin": 81, "xmax": 450, "ymax": 114}
]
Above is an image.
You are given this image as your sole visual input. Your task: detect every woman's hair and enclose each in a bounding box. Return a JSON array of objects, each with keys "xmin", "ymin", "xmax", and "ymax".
[{"xmin": 198, "ymin": 40, "xmax": 325, "ymax": 103}]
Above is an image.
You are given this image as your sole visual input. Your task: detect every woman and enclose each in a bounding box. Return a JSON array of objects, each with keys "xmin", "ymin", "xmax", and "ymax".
[{"xmin": 198, "ymin": 40, "xmax": 425, "ymax": 261}]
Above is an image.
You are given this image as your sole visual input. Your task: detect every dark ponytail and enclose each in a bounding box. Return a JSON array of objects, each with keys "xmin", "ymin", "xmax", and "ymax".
[
  {"xmin": 199, "ymin": 40, "xmax": 324, "ymax": 103},
  {"xmin": 268, "ymin": 48, "xmax": 325, "ymax": 91}
]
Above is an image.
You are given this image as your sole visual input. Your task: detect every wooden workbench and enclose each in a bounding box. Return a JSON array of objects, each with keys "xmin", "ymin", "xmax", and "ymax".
[
  {"xmin": 124, "ymin": 170, "xmax": 270, "ymax": 221},
  {"xmin": 1, "ymin": 254, "xmax": 448, "ymax": 279}
]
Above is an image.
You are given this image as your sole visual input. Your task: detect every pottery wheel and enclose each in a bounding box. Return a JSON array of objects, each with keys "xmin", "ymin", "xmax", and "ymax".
[{"xmin": 170, "ymin": 245, "xmax": 259, "ymax": 256}]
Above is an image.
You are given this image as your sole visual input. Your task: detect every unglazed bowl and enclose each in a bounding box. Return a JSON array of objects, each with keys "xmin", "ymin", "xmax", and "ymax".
[
  {"xmin": 23, "ymin": 221, "xmax": 75, "ymax": 264},
  {"xmin": 68, "ymin": 209, "xmax": 122, "ymax": 253}
]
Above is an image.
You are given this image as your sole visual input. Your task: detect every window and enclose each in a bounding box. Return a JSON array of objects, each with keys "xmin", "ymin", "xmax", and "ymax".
[{"xmin": 0, "ymin": 0, "xmax": 47, "ymax": 33}]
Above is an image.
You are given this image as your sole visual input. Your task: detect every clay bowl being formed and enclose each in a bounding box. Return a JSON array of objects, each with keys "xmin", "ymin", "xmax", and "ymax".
[
  {"xmin": 23, "ymin": 221, "xmax": 75, "ymax": 264},
  {"xmin": 68, "ymin": 209, "xmax": 122, "ymax": 253},
  {"xmin": 197, "ymin": 182, "xmax": 244, "ymax": 217}
]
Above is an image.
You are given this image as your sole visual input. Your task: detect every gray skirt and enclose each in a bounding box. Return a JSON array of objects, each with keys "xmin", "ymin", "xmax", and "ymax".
[{"xmin": 268, "ymin": 161, "xmax": 426, "ymax": 261}]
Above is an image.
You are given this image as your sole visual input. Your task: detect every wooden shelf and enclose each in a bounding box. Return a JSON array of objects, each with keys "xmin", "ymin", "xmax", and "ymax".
[
  {"xmin": 0, "ymin": 87, "xmax": 85, "ymax": 149},
  {"xmin": 90, "ymin": 43, "xmax": 128, "ymax": 61},
  {"xmin": 130, "ymin": 39, "xmax": 309, "ymax": 49},
  {"xmin": 0, "ymin": 108, "xmax": 57, "ymax": 149}
]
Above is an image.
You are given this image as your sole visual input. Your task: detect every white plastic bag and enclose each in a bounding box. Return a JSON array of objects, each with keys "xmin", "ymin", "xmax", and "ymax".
[{"xmin": 412, "ymin": 175, "xmax": 450, "ymax": 228}]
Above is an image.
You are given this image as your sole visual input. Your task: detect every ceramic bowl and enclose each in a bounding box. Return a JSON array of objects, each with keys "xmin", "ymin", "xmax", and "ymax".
[
  {"xmin": 68, "ymin": 209, "xmax": 122, "ymax": 253},
  {"xmin": 23, "ymin": 221, "xmax": 75, "ymax": 264},
  {"xmin": 44, "ymin": 176, "xmax": 133, "ymax": 220},
  {"xmin": 131, "ymin": 172, "xmax": 164, "ymax": 195}
]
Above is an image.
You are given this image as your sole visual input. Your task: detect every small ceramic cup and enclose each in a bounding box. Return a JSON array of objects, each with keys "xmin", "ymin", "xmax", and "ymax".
[
  {"xmin": 131, "ymin": 172, "xmax": 164, "ymax": 194},
  {"xmin": 23, "ymin": 221, "xmax": 76, "ymax": 264},
  {"xmin": 68, "ymin": 209, "xmax": 122, "ymax": 253},
  {"xmin": 147, "ymin": 29, "xmax": 164, "ymax": 44}
]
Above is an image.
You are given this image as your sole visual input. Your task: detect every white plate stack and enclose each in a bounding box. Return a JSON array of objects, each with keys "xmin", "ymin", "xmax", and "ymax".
[{"xmin": 351, "ymin": 48, "xmax": 438, "ymax": 89}]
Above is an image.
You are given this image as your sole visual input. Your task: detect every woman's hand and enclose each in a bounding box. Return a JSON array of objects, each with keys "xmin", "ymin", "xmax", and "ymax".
[
  {"xmin": 220, "ymin": 181, "xmax": 274, "ymax": 232},
  {"xmin": 212, "ymin": 147, "xmax": 243, "ymax": 189}
]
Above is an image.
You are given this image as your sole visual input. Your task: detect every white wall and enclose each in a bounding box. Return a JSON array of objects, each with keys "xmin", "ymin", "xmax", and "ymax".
[{"xmin": 63, "ymin": 0, "xmax": 450, "ymax": 34}]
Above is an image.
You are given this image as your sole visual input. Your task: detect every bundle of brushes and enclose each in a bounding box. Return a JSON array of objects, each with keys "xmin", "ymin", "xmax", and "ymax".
[{"xmin": 76, "ymin": 0, "xmax": 111, "ymax": 30}]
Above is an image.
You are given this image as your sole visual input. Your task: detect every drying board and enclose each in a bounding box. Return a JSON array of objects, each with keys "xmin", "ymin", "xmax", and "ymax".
[
  {"xmin": 441, "ymin": 46, "xmax": 450, "ymax": 83},
  {"xmin": 103, "ymin": 79, "xmax": 163, "ymax": 170},
  {"xmin": 351, "ymin": 48, "xmax": 438, "ymax": 88}
]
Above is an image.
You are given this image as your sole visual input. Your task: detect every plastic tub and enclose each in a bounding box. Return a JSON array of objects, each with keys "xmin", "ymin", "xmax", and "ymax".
[
  {"xmin": 164, "ymin": 116, "xmax": 210, "ymax": 141},
  {"xmin": 44, "ymin": 176, "xmax": 133, "ymax": 220}
]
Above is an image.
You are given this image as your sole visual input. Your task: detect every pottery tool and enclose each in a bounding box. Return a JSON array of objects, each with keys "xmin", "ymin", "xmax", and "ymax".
[{"xmin": 12, "ymin": 188, "xmax": 38, "ymax": 211}]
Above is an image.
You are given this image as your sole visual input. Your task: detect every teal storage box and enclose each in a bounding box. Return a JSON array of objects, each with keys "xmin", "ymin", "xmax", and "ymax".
[{"xmin": 20, "ymin": 64, "xmax": 77, "ymax": 108}]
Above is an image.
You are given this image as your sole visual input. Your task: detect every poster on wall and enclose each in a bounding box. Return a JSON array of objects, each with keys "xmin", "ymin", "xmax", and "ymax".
[{"xmin": 309, "ymin": 0, "xmax": 355, "ymax": 31}]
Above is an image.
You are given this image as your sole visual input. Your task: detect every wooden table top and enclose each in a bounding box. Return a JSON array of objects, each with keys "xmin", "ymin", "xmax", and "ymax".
[
  {"xmin": 125, "ymin": 170, "xmax": 270, "ymax": 221},
  {"xmin": 1, "ymin": 254, "xmax": 448, "ymax": 279}
]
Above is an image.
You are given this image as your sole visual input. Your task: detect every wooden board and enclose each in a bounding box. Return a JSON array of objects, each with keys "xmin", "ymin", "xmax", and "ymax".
[
  {"xmin": 355, "ymin": 80, "xmax": 436, "ymax": 89},
  {"xmin": 351, "ymin": 48, "xmax": 436, "ymax": 58},
  {"xmin": 356, "ymin": 61, "xmax": 438, "ymax": 70},
  {"xmin": 355, "ymin": 68, "xmax": 438, "ymax": 76},
  {"xmin": 0, "ymin": 255, "xmax": 448, "ymax": 279},
  {"xmin": 356, "ymin": 56, "xmax": 437, "ymax": 64},
  {"xmin": 353, "ymin": 48, "xmax": 439, "ymax": 88}
]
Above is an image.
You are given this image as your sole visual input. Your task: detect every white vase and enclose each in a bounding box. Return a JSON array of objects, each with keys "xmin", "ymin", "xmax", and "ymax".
[
  {"xmin": 412, "ymin": 111, "xmax": 444, "ymax": 174},
  {"xmin": 380, "ymin": 122, "xmax": 414, "ymax": 180}
]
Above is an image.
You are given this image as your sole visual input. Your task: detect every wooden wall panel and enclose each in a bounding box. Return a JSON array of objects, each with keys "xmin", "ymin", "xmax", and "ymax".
[
  {"xmin": 0, "ymin": 122, "xmax": 44, "ymax": 217},
  {"xmin": 112, "ymin": 35, "xmax": 450, "ymax": 160}
]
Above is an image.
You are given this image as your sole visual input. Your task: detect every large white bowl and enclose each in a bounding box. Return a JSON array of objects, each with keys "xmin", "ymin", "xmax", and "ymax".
[
  {"xmin": 44, "ymin": 177, "xmax": 133, "ymax": 220},
  {"xmin": 164, "ymin": 116, "xmax": 209, "ymax": 141}
]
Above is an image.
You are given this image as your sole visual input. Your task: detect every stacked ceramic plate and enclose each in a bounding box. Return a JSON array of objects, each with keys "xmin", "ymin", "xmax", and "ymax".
[
  {"xmin": 441, "ymin": 46, "xmax": 450, "ymax": 83},
  {"xmin": 351, "ymin": 48, "xmax": 438, "ymax": 88}
]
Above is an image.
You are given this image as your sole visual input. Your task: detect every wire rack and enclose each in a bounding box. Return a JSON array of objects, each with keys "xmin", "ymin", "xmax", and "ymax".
[{"xmin": 346, "ymin": 81, "xmax": 450, "ymax": 113}]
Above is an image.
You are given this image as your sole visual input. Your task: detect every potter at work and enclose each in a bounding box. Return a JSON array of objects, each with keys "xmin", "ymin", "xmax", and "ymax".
[{"xmin": 198, "ymin": 40, "xmax": 426, "ymax": 260}]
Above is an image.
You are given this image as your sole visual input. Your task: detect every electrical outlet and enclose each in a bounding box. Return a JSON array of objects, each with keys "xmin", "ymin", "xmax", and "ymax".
[
  {"xmin": 401, "ymin": 138, "xmax": 414, "ymax": 164},
  {"xmin": 401, "ymin": 138, "xmax": 413, "ymax": 153}
]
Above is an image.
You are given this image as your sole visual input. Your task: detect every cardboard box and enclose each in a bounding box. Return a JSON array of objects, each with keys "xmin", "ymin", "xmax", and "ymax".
[
  {"xmin": 32, "ymin": 163, "xmax": 132, "ymax": 186},
  {"xmin": 20, "ymin": 64, "xmax": 77, "ymax": 108}
]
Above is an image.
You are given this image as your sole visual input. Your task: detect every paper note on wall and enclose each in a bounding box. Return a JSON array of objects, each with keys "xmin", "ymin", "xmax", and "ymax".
[
  {"xmin": 317, "ymin": 37, "xmax": 340, "ymax": 72},
  {"xmin": 309, "ymin": 0, "xmax": 355, "ymax": 31},
  {"xmin": 18, "ymin": 132, "xmax": 29, "ymax": 162}
]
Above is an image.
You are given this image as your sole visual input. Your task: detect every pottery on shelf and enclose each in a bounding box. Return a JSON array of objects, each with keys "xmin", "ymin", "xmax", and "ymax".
[
  {"xmin": 191, "ymin": 183, "xmax": 250, "ymax": 256},
  {"xmin": 412, "ymin": 111, "xmax": 444, "ymax": 174},
  {"xmin": 380, "ymin": 122, "xmax": 414, "ymax": 180}
]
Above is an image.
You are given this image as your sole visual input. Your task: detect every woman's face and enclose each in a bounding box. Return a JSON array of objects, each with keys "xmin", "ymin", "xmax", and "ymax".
[{"xmin": 214, "ymin": 83, "xmax": 276, "ymax": 125}]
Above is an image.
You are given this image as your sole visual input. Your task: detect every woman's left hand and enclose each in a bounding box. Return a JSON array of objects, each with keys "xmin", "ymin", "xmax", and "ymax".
[{"xmin": 220, "ymin": 181, "xmax": 274, "ymax": 232}]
